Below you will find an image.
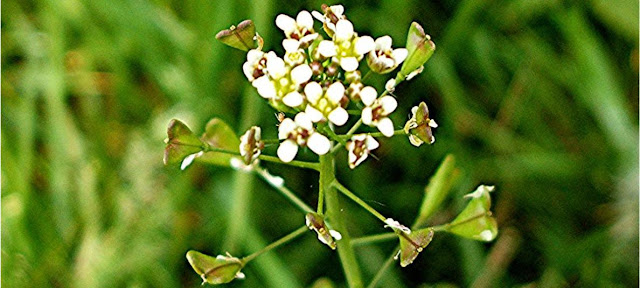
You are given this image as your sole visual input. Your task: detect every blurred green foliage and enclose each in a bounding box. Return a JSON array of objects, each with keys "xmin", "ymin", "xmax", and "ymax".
[{"xmin": 2, "ymin": 0, "xmax": 638, "ymax": 287}]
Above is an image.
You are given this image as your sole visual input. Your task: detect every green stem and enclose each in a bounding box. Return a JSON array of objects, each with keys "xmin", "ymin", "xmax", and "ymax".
[
  {"xmin": 262, "ymin": 138, "xmax": 281, "ymax": 144},
  {"xmin": 366, "ymin": 255, "xmax": 396, "ymax": 288},
  {"xmin": 258, "ymin": 154, "xmax": 320, "ymax": 171},
  {"xmin": 202, "ymin": 146, "xmax": 320, "ymax": 170},
  {"xmin": 431, "ymin": 212, "xmax": 492, "ymax": 232},
  {"xmin": 254, "ymin": 166, "xmax": 314, "ymax": 213},
  {"xmin": 332, "ymin": 119, "xmax": 363, "ymax": 152},
  {"xmin": 351, "ymin": 233, "xmax": 397, "ymax": 247},
  {"xmin": 320, "ymin": 153, "xmax": 364, "ymax": 288},
  {"xmin": 332, "ymin": 180, "xmax": 387, "ymax": 223},
  {"xmin": 242, "ymin": 225, "xmax": 308, "ymax": 264},
  {"xmin": 362, "ymin": 70, "xmax": 373, "ymax": 83},
  {"xmin": 335, "ymin": 129, "xmax": 406, "ymax": 140}
]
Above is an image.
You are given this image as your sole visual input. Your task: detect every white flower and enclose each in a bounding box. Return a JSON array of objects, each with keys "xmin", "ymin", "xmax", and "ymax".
[
  {"xmin": 360, "ymin": 86, "xmax": 398, "ymax": 137},
  {"xmin": 276, "ymin": 10, "xmax": 318, "ymax": 46},
  {"xmin": 303, "ymin": 81, "xmax": 349, "ymax": 126},
  {"xmin": 239, "ymin": 126, "xmax": 264, "ymax": 165},
  {"xmin": 317, "ymin": 19, "xmax": 375, "ymax": 72},
  {"xmin": 242, "ymin": 49, "xmax": 266, "ymax": 82},
  {"xmin": 346, "ymin": 134, "xmax": 379, "ymax": 169},
  {"xmin": 404, "ymin": 102, "xmax": 437, "ymax": 146},
  {"xmin": 311, "ymin": 4, "xmax": 345, "ymax": 36},
  {"xmin": 251, "ymin": 52, "xmax": 312, "ymax": 108},
  {"xmin": 277, "ymin": 112, "xmax": 331, "ymax": 162},
  {"xmin": 384, "ymin": 218, "xmax": 411, "ymax": 234},
  {"xmin": 367, "ymin": 36, "xmax": 408, "ymax": 74}
]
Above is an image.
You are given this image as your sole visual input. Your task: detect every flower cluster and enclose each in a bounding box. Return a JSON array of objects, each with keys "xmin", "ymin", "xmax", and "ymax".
[{"xmin": 237, "ymin": 4, "xmax": 424, "ymax": 169}]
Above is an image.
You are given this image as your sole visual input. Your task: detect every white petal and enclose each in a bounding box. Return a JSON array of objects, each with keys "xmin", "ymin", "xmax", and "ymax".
[
  {"xmin": 379, "ymin": 96, "xmax": 398, "ymax": 113},
  {"xmin": 409, "ymin": 134, "xmax": 424, "ymax": 147},
  {"xmin": 305, "ymin": 105, "xmax": 324, "ymax": 123},
  {"xmin": 366, "ymin": 135, "xmax": 379, "ymax": 150},
  {"xmin": 361, "ymin": 107, "xmax": 373, "ymax": 125},
  {"xmin": 326, "ymin": 82, "xmax": 345, "ymax": 104},
  {"xmin": 377, "ymin": 117, "xmax": 395, "ymax": 137},
  {"xmin": 340, "ymin": 57, "xmax": 359, "ymax": 72},
  {"xmin": 479, "ymin": 230, "xmax": 495, "ymax": 241},
  {"xmin": 304, "ymin": 81, "xmax": 323, "ymax": 104},
  {"xmin": 335, "ymin": 20, "xmax": 354, "ymax": 42},
  {"xmin": 277, "ymin": 140, "xmax": 298, "ymax": 162},
  {"xmin": 353, "ymin": 152, "xmax": 368, "ymax": 168},
  {"xmin": 429, "ymin": 119, "xmax": 438, "ymax": 128},
  {"xmin": 252, "ymin": 76, "xmax": 276, "ymax": 98},
  {"xmin": 181, "ymin": 153, "xmax": 197, "ymax": 170},
  {"xmin": 283, "ymin": 91, "xmax": 304, "ymax": 107},
  {"xmin": 311, "ymin": 10, "xmax": 325, "ymax": 21},
  {"xmin": 355, "ymin": 36, "xmax": 375, "ymax": 55},
  {"xmin": 330, "ymin": 5, "xmax": 344, "ymax": 16},
  {"xmin": 411, "ymin": 106, "xmax": 418, "ymax": 115},
  {"xmin": 278, "ymin": 118, "xmax": 296, "ymax": 139},
  {"xmin": 300, "ymin": 33, "xmax": 319, "ymax": 44},
  {"xmin": 375, "ymin": 36, "xmax": 392, "ymax": 50},
  {"xmin": 247, "ymin": 49, "xmax": 264, "ymax": 62},
  {"xmin": 266, "ymin": 54, "xmax": 286, "ymax": 78},
  {"xmin": 291, "ymin": 64, "xmax": 312, "ymax": 85},
  {"xmin": 328, "ymin": 107, "xmax": 348, "ymax": 126},
  {"xmin": 296, "ymin": 10, "xmax": 314, "ymax": 29},
  {"xmin": 294, "ymin": 112, "xmax": 314, "ymax": 130},
  {"xmin": 385, "ymin": 79, "xmax": 396, "ymax": 92},
  {"xmin": 282, "ymin": 39, "xmax": 300, "ymax": 52},
  {"xmin": 276, "ymin": 14, "xmax": 296, "ymax": 34},
  {"xmin": 318, "ymin": 40, "xmax": 337, "ymax": 57},
  {"xmin": 329, "ymin": 230, "xmax": 342, "ymax": 240},
  {"xmin": 242, "ymin": 62, "xmax": 255, "ymax": 81},
  {"xmin": 307, "ymin": 133, "xmax": 331, "ymax": 155},
  {"xmin": 360, "ymin": 86, "xmax": 378, "ymax": 106},
  {"xmin": 392, "ymin": 48, "xmax": 408, "ymax": 64}
]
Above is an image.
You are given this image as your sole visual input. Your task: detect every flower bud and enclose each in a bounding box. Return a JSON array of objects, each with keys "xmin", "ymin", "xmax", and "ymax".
[{"xmin": 239, "ymin": 126, "xmax": 264, "ymax": 165}]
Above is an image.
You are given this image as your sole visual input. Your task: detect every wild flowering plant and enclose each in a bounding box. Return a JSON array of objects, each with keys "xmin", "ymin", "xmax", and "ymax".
[{"xmin": 164, "ymin": 4, "xmax": 498, "ymax": 286}]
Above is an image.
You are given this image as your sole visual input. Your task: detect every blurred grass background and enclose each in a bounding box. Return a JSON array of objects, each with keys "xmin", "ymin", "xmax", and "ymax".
[{"xmin": 2, "ymin": 0, "xmax": 638, "ymax": 287}]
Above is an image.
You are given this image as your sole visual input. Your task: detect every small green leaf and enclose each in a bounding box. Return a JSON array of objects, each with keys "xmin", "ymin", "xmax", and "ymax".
[
  {"xmin": 414, "ymin": 154, "xmax": 459, "ymax": 226},
  {"xmin": 198, "ymin": 118, "xmax": 241, "ymax": 167},
  {"xmin": 186, "ymin": 250, "xmax": 245, "ymax": 285},
  {"xmin": 163, "ymin": 119, "xmax": 204, "ymax": 166},
  {"xmin": 397, "ymin": 228, "xmax": 434, "ymax": 267},
  {"xmin": 398, "ymin": 22, "xmax": 436, "ymax": 81},
  {"xmin": 447, "ymin": 185, "xmax": 498, "ymax": 242},
  {"xmin": 215, "ymin": 20, "xmax": 258, "ymax": 51}
]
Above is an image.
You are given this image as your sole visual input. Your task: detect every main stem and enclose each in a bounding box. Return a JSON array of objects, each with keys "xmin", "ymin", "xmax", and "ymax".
[{"xmin": 320, "ymin": 153, "xmax": 363, "ymax": 288}]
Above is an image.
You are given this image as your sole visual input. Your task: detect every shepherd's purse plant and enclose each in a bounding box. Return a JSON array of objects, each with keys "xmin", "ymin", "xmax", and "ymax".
[{"xmin": 163, "ymin": 4, "xmax": 499, "ymax": 287}]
